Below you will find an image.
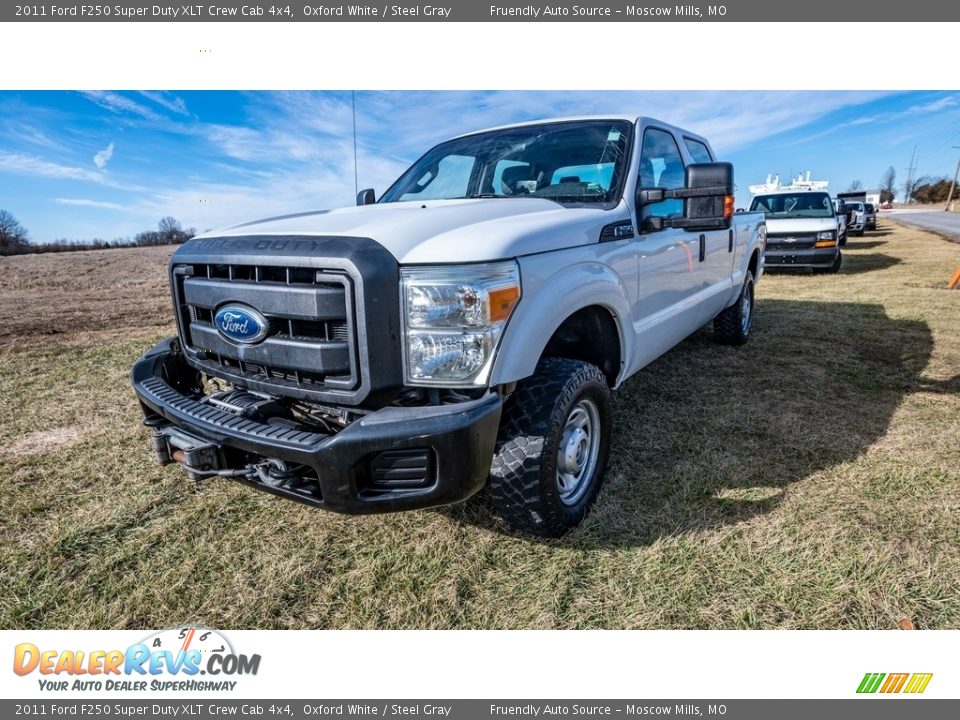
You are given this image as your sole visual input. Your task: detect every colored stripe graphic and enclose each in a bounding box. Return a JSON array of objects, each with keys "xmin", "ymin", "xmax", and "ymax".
[
  {"xmin": 857, "ymin": 673, "xmax": 885, "ymax": 693},
  {"xmin": 880, "ymin": 673, "xmax": 909, "ymax": 693},
  {"xmin": 857, "ymin": 672, "xmax": 932, "ymax": 694},
  {"xmin": 904, "ymin": 673, "xmax": 933, "ymax": 694}
]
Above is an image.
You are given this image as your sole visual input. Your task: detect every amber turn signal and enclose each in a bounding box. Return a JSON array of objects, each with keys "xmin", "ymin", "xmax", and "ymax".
[{"xmin": 489, "ymin": 285, "xmax": 521, "ymax": 322}]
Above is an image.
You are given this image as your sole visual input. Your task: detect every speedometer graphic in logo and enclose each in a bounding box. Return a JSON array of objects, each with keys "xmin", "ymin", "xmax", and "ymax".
[{"xmin": 141, "ymin": 625, "xmax": 234, "ymax": 658}]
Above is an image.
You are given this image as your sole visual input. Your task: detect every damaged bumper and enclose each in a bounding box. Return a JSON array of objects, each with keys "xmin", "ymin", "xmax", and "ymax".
[{"xmin": 131, "ymin": 338, "xmax": 502, "ymax": 514}]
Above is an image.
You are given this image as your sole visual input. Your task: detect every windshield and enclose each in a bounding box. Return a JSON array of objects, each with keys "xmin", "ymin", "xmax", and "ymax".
[
  {"xmin": 749, "ymin": 192, "xmax": 835, "ymax": 219},
  {"xmin": 379, "ymin": 120, "xmax": 632, "ymax": 207}
]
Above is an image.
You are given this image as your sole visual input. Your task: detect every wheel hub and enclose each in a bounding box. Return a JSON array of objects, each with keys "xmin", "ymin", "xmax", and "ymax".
[
  {"xmin": 559, "ymin": 427, "xmax": 589, "ymax": 476},
  {"xmin": 740, "ymin": 288, "xmax": 752, "ymax": 335},
  {"xmin": 555, "ymin": 399, "xmax": 602, "ymax": 506}
]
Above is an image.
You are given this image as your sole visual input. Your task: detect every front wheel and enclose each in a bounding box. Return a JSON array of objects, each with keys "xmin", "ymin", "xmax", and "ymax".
[
  {"xmin": 713, "ymin": 270, "xmax": 755, "ymax": 346},
  {"xmin": 815, "ymin": 251, "xmax": 842, "ymax": 274},
  {"xmin": 489, "ymin": 358, "xmax": 612, "ymax": 537}
]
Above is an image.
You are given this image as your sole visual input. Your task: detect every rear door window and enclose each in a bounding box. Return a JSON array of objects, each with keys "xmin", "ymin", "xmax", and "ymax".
[{"xmin": 684, "ymin": 137, "xmax": 713, "ymax": 163}]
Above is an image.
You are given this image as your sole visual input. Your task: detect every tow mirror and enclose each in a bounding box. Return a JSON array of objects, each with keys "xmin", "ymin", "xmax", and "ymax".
[
  {"xmin": 682, "ymin": 162, "xmax": 734, "ymax": 230},
  {"xmin": 356, "ymin": 188, "xmax": 376, "ymax": 206},
  {"xmin": 637, "ymin": 162, "xmax": 734, "ymax": 231}
]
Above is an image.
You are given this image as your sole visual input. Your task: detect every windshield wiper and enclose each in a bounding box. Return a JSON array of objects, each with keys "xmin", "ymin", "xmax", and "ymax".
[
  {"xmin": 462, "ymin": 193, "xmax": 521, "ymax": 199},
  {"xmin": 461, "ymin": 193, "xmax": 565, "ymax": 207}
]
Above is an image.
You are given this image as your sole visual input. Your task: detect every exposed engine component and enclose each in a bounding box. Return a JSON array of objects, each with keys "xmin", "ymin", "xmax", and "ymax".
[{"xmin": 203, "ymin": 389, "xmax": 286, "ymax": 421}]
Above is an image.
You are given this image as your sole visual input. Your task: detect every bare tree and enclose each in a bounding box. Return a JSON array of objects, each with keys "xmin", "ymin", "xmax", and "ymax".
[
  {"xmin": 847, "ymin": 179, "xmax": 864, "ymax": 191},
  {"xmin": 0, "ymin": 209, "xmax": 30, "ymax": 255},
  {"xmin": 904, "ymin": 175, "xmax": 929, "ymax": 204},
  {"xmin": 135, "ymin": 217, "xmax": 196, "ymax": 246},
  {"xmin": 879, "ymin": 166, "xmax": 896, "ymax": 203}
]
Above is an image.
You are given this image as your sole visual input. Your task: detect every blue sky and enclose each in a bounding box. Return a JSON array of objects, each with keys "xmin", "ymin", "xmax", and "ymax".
[{"xmin": 1, "ymin": 90, "xmax": 959, "ymax": 243}]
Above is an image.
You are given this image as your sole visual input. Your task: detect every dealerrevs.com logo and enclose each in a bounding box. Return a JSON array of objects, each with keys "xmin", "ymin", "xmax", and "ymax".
[{"xmin": 13, "ymin": 626, "xmax": 261, "ymax": 692}]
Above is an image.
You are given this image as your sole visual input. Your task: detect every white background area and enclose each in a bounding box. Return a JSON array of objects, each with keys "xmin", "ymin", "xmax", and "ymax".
[
  {"xmin": 0, "ymin": 22, "xmax": 954, "ymax": 91},
  {"xmin": 2, "ymin": 629, "xmax": 954, "ymax": 698}
]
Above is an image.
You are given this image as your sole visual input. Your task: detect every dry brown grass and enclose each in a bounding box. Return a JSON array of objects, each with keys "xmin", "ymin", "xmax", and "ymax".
[
  {"xmin": 1, "ymin": 222, "xmax": 958, "ymax": 629},
  {"xmin": 0, "ymin": 245, "xmax": 175, "ymax": 348}
]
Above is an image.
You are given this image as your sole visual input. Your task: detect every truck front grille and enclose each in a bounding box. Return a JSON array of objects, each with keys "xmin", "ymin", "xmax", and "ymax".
[
  {"xmin": 765, "ymin": 233, "xmax": 817, "ymax": 251},
  {"xmin": 172, "ymin": 262, "xmax": 359, "ymax": 398}
]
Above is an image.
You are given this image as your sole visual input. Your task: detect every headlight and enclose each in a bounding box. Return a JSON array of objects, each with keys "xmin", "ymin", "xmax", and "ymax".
[
  {"xmin": 400, "ymin": 261, "xmax": 521, "ymax": 386},
  {"xmin": 815, "ymin": 230, "xmax": 837, "ymax": 248}
]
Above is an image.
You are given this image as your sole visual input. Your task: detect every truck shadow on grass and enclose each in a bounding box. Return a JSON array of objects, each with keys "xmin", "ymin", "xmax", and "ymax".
[
  {"xmin": 846, "ymin": 239, "xmax": 889, "ymax": 250},
  {"xmin": 446, "ymin": 299, "xmax": 932, "ymax": 547},
  {"xmin": 840, "ymin": 253, "xmax": 902, "ymax": 274}
]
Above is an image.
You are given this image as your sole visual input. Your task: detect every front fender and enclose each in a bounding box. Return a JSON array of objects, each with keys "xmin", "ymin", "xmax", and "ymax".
[{"xmin": 489, "ymin": 254, "xmax": 633, "ymax": 387}]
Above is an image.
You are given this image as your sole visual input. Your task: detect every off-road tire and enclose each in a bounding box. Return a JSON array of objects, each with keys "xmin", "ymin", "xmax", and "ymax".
[
  {"xmin": 489, "ymin": 358, "xmax": 612, "ymax": 537},
  {"xmin": 713, "ymin": 270, "xmax": 754, "ymax": 346}
]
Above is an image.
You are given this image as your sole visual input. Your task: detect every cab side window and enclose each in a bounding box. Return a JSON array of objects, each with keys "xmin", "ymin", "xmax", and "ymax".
[{"xmin": 639, "ymin": 128, "xmax": 685, "ymax": 224}]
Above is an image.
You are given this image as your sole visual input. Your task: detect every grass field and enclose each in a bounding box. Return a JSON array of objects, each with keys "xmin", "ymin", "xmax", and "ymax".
[{"xmin": 1, "ymin": 220, "xmax": 959, "ymax": 629}]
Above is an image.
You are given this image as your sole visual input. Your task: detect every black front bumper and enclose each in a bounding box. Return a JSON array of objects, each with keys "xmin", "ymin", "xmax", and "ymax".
[
  {"xmin": 764, "ymin": 245, "xmax": 839, "ymax": 269},
  {"xmin": 131, "ymin": 338, "xmax": 502, "ymax": 514}
]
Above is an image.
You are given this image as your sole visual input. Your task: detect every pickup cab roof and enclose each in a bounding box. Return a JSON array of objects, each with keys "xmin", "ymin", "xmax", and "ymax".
[{"xmin": 453, "ymin": 115, "xmax": 713, "ymax": 152}]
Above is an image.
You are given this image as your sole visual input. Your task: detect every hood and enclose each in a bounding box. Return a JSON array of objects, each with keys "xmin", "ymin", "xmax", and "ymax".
[
  {"xmin": 194, "ymin": 198, "xmax": 623, "ymax": 264},
  {"xmin": 763, "ymin": 216, "xmax": 838, "ymax": 234}
]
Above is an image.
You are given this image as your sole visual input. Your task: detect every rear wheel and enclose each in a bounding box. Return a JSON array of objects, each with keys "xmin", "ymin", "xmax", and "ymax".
[
  {"xmin": 713, "ymin": 270, "xmax": 754, "ymax": 346},
  {"xmin": 489, "ymin": 358, "xmax": 612, "ymax": 537}
]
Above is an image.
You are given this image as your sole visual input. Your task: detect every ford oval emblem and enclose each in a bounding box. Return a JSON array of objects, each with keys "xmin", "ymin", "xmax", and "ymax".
[{"xmin": 214, "ymin": 304, "xmax": 270, "ymax": 344}]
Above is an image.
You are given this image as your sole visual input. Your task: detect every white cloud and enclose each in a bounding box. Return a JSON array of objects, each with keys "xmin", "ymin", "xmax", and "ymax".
[
  {"xmin": 12, "ymin": 126, "xmax": 64, "ymax": 150},
  {"xmin": 821, "ymin": 94, "xmax": 957, "ymax": 132},
  {"xmin": 138, "ymin": 91, "xmax": 189, "ymax": 115},
  {"xmin": 55, "ymin": 197, "xmax": 124, "ymax": 210},
  {"xmin": 0, "ymin": 150, "xmax": 105, "ymax": 183},
  {"xmin": 79, "ymin": 91, "xmax": 161, "ymax": 120},
  {"xmin": 93, "ymin": 141, "xmax": 114, "ymax": 169}
]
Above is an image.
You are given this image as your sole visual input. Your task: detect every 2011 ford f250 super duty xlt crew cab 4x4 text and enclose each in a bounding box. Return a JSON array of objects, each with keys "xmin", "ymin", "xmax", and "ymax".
[{"xmin": 132, "ymin": 116, "xmax": 767, "ymax": 536}]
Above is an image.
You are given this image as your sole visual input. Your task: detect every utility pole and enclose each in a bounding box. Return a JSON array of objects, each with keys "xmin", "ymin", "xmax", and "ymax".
[
  {"xmin": 945, "ymin": 146, "xmax": 960, "ymax": 211},
  {"xmin": 904, "ymin": 146, "xmax": 917, "ymax": 205},
  {"xmin": 351, "ymin": 90, "xmax": 359, "ymax": 198}
]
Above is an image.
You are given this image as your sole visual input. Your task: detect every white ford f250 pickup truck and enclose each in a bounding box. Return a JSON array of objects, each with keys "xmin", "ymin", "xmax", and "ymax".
[{"xmin": 132, "ymin": 116, "xmax": 766, "ymax": 536}]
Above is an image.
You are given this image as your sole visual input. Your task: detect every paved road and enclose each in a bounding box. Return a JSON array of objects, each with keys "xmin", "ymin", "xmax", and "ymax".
[{"xmin": 888, "ymin": 210, "xmax": 960, "ymax": 240}]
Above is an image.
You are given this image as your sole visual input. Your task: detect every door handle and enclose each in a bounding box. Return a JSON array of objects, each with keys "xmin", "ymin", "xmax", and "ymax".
[
  {"xmin": 728, "ymin": 229, "xmax": 734, "ymax": 253},
  {"xmin": 699, "ymin": 234, "xmax": 706, "ymax": 263}
]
